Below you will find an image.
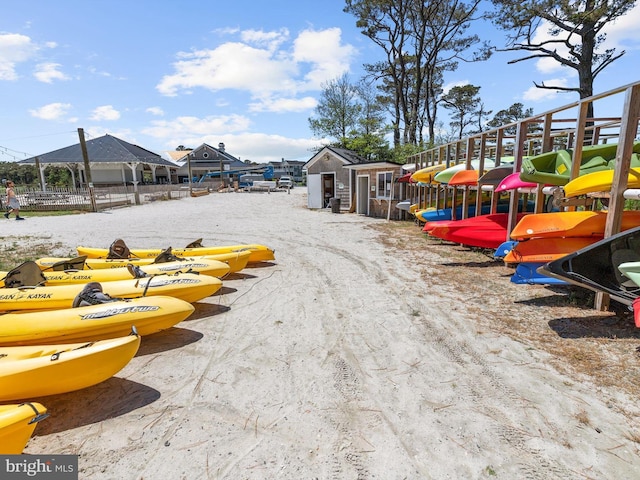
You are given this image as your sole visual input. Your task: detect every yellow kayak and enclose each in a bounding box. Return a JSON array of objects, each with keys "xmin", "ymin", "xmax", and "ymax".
[
  {"xmin": 0, "ymin": 273, "xmax": 221, "ymax": 312},
  {"xmin": 36, "ymin": 251, "xmax": 250, "ymax": 274},
  {"xmin": 0, "ymin": 331, "xmax": 140, "ymax": 401},
  {"xmin": 0, "ymin": 295, "xmax": 194, "ymax": 345},
  {"xmin": 411, "ymin": 164, "xmax": 446, "ymax": 184},
  {"xmin": 1, "ymin": 260, "xmax": 230, "ymax": 287},
  {"xmin": 0, "ymin": 402, "xmax": 49, "ymax": 454},
  {"xmin": 563, "ymin": 167, "xmax": 640, "ymax": 197},
  {"xmin": 77, "ymin": 239, "xmax": 275, "ymax": 263}
]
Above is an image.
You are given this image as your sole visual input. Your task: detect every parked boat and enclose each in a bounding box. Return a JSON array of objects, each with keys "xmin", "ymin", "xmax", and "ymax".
[
  {"xmin": 520, "ymin": 142, "xmax": 640, "ymax": 186},
  {"xmin": 563, "ymin": 167, "xmax": 640, "ymax": 197},
  {"xmin": 495, "ymin": 172, "xmax": 537, "ymax": 193},
  {"xmin": 494, "ymin": 240, "xmax": 518, "ymax": 260},
  {"xmin": 510, "ymin": 210, "xmax": 640, "ymax": 241},
  {"xmin": 77, "ymin": 239, "xmax": 275, "ymax": 263},
  {"xmin": 539, "ymin": 226, "xmax": 640, "ymax": 306},
  {"xmin": 418, "ymin": 204, "xmax": 493, "ymax": 224},
  {"xmin": 478, "ymin": 164, "xmax": 514, "ymax": 187},
  {"xmin": 428, "ymin": 213, "xmax": 528, "ymax": 249},
  {"xmin": 0, "ymin": 295, "xmax": 195, "ymax": 346},
  {"xmin": 0, "ymin": 331, "xmax": 140, "ymax": 401},
  {"xmin": 502, "ymin": 236, "xmax": 600, "ymax": 264},
  {"xmin": 0, "ymin": 272, "xmax": 221, "ymax": 312},
  {"xmin": 0, "ymin": 402, "xmax": 48, "ymax": 454},
  {"xmin": 1, "ymin": 259, "xmax": 230, "ymax": 287},
  {"xmin": 510, "ymin": 262, "xmax": 569, "ymax": 285},
  {"xmin": 36, "ymin": 250, "xmax": 250, "ymax": 274},
  {"xmin": 433, "ymin": 159, "xmax": 498, "ymax": 185},
  {"xmin": 447, "ymin": 169, "xmax": 480, "ymax": 186},
  {"xmin": 410, "ymin": 164, "xmax": 446, "ymax": 184}
]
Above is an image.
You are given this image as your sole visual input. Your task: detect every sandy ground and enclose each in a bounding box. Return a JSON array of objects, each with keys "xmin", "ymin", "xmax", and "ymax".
[{"xmin": 11, "ymin": 187, "xmax": 640, "ymax": 479}]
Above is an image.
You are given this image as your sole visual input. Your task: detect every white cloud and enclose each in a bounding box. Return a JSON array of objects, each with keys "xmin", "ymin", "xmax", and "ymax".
[
  {"xmin": 156, "ymin": 27, "xmax": 356, "ymax": 100},
  {"xmin": 248, "ymin": 96, "xmax": 317, "ymax": 113},
  {"xmin": 142, "ymin": 114, "xmax": 252, "ymax": 139},
  {"xmin": 91, "ymin": 105, "xmax": 121, "ymax": 121},
  {"xmin": 86, "ymin": 127, "xmax": 134, "ymax": 142},
  {"xmin": 146, "ymin": 106, "xmax": 164, "ymax": 116},
  {"xmin": 602, "ymin": 3, "xmax": 640, "ymax": 48},
  {"xmin": 34, "ymin": 62, "xmax": 70, "ymax": 83},
  {"xmin": 522, "ymin": 77, "xmax": 571, "ymax": 102},
  {"xmin": 532, "ymin": 5, "xmax": 640, "ymax": 75},
  {"xmin": 156, "ymin": 41, "xmax": 298, "ymax": 97},
  {"xmin": 0, "ymin": 33, "xmax": 37, "ymax": 80},
  {"xmin": 522, "ymin": 7, "xmax": 640, "ymax": 102},
  {"xmin": 29, "ymin": 102, "xmax": 72, "ymax": 120},
  {"xmin": 292, "ymin": 28, "xmax": 357, "ymax": 90},
  {"xmin": 200, "ymin": 132, "xmax": 318, "ymax": 162},
  {"xmin": 160, "ymin": 132, "xmax": 317, "ymax": 163},
  {"xmin": 141, "ymin": 113, "xmax": 320, "ymax": 161},
  {"xmin": 240, "ymin": 28, "xmax": 289, "ymax": 51},
  {"xmin": 442, "ymin": 80, "xmax": 470, "ymax": 94}
]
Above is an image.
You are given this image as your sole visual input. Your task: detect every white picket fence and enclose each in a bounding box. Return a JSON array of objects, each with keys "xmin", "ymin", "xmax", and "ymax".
[{"xmin": 7, "ymin": 184, "xmax": 196, "ymax": 212}]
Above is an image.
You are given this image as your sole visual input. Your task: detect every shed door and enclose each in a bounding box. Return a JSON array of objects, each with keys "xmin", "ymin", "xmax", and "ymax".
[
  {"xmin": 307, "ymin": 174, "xmax": 322, "ymax": 209},
  {"xmin": 357, "ymin": 175, "xmax": 369, "ymax": 215}
]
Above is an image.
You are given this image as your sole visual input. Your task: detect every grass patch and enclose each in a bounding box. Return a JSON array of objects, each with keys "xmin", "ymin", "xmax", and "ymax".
[
  {"xmin": 21, "ymin": 210, "xmax": 88, "ymax": 217},
  {"xmin": 0, "ymin": 236, "xmax": 64, "ymax": 270}
]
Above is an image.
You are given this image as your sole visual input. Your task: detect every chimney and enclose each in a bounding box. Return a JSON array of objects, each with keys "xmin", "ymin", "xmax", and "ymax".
[{"xmin": 218, "ymin": 142, "xmax": 225, "ymax": 152}]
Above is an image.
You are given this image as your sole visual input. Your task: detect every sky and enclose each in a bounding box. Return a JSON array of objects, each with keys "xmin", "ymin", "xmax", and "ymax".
[{"xmin": 1, "ymin": 0, "xmax": 640, "ymax": 164}]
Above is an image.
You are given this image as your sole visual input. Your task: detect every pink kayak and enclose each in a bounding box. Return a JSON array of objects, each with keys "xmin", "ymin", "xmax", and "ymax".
[{"xmin": 495, "ymin": 173, "xmax": 537, "ymax": 193}]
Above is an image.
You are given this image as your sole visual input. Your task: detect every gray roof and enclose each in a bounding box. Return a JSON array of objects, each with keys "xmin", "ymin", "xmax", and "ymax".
[
  {"xmin": 325, "ymin": 146, "xmax": 369, "ymax": 164},
  {"xmin": 18, "ymin": 134, "xmax": 176, "ymax": 168}
]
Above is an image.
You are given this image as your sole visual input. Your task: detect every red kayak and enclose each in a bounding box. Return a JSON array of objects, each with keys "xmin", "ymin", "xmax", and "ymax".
[{"xmin": 429, "ymin": 213, "xmax": 528, "ymax": 249}]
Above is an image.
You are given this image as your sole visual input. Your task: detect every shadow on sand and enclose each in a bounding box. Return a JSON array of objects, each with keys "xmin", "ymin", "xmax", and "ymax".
[
  {"xmin": 548, "ymin": 314, "xmax": 640, "ymax": 340},
  {"xmin": 136, "ymin": 326, "xmax": 204, "ymax": 356},
  {"xmin": 31, "ymin": 377, "xmax": 161, "ymax": 435}
]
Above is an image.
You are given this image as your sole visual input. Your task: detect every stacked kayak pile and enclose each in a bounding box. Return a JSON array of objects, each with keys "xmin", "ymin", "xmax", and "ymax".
[
  {"xmin": 413, "ymin": 143, "xmax": 640, "ymax": 303},
  {"xmin": 0, "ymin": 238, "xmax": 275, "ymax": 453}
]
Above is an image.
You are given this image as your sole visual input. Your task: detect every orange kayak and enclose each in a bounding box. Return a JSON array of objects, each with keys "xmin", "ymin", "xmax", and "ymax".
[
  {"xmin": 510, "ymin": 210, "xmax": 640, "ymax": 240},
  {"xmin": 503, "ymin": 236, "xmax": 600, "ymax": 264},
  {"xmin": 447, "ymin": 169, "xmax": 479, "ymax": 186}
]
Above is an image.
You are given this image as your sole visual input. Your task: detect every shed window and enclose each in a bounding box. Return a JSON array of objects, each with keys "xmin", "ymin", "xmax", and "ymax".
[{"xmin": 377, "ymin": 171, "xmax": 393, "ymax": 199}]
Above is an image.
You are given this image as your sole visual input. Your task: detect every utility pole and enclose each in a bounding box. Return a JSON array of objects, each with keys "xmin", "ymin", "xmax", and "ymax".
[{"xmin": 78, "ymin": 128, "xmax": 97, "ymax": 212}]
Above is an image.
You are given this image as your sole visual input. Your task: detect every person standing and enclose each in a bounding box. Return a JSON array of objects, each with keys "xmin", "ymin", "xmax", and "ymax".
[{"xmin": 4, "ymin": 181, "xmax": 24, "ymax": 220}]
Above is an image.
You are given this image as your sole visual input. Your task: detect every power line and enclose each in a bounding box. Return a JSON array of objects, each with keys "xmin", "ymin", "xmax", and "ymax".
[
  {"xmin": 0, "ymin": 130, "xmax": 78, "ymax": 162},
  {"xmin": 0, "ymin": 145, "xmax": 33, "ymax": 161}
]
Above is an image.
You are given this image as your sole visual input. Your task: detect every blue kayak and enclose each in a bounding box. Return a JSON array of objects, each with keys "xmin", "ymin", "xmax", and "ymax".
[{"xmin": 510, "ymin": 262, "xmax": 569, "ymax": 285}]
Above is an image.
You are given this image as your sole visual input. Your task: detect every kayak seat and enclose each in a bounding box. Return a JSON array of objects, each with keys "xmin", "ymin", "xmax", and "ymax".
[
  {"xmin": 108, "ymin": 239, "xmax": 131, "ymax": 259},
  {"xmin": 185, "ymin": 238, "xmax": 203, "ymax": 248},
  {"xmin": 52, "ymin": 256, "xmax": 87, "ymax": 271},
  {"xmin": 611, "ymin": 249, "xmax": 640, "ymax": 288},
  {"xmin": 3, "ymin": 261, "xmax": 47, "ymax": 288},
  {"xmin": 153, "ymin": 247, "xmax": 182, "ymax": 264},
  {"xmin": 72, "ymin": 282, "xmax": 121, "ymax": 307}
]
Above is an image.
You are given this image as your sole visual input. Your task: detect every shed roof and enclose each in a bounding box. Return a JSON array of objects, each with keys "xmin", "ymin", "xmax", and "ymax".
[
  {"xmin": 18, "ymin": 134, "xmax": 176, "ymax": 168},
  {"xmin": 343, "ymin": 161, "xmax": 404, "ymax": 171},
  {"xmin": 303, "ymin": 146, "xmax": 369, "ymax": 170}
]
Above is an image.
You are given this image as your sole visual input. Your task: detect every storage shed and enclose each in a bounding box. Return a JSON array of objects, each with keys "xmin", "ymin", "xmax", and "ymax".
[
  {"xmin": 303, "ymin": 147, "xmax": 368, "ymax": 210},
  {"xmin": 343, "ymin": 161, "xmax": 405, "ymax": 219}
]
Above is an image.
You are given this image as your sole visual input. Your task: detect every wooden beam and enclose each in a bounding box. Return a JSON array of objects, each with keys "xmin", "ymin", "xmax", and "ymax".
[{"xmin": 595, "ymin": 83, "xmax": 640, "ymax": 311}]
